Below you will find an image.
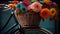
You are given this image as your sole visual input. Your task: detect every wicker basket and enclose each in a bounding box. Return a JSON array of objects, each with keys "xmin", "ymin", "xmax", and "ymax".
[{"xmin": 15, "ymin": 12, "xmax": 41, "ymax": 27}]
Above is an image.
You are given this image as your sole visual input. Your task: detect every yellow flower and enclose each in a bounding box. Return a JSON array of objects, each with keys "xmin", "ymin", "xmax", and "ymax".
[
  {"xmin": 50, "ymin": 8, "xmax": 57, "ymax": 17},
  {"xmin": 29, "ymin": 0, "xmax": 35, "ymax": 2}
]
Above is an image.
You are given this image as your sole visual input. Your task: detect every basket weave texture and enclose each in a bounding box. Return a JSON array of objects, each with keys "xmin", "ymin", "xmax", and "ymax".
[{"xmin": 15, "ymin": 12, "xmax": 41, "ymax": 27}]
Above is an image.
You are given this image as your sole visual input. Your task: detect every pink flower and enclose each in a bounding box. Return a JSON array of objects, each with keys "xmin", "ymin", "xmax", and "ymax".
[
  {"xmin": 27, "ymin": 5, "xmax": 31, "ymax": 10},
  {"xmin": 30, "ymin": 2, "xmax": 43, "ymax": 12}
]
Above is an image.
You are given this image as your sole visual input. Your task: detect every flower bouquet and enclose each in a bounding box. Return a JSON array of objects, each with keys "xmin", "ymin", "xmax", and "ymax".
[{"xmin": 8, "ymin": 0, "xmax": 58, "ymax": 27}]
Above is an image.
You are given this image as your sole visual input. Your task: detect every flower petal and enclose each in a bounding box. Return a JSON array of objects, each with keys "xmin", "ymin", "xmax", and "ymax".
[
  {"xmin": 50, "ymin": 8, "xmax": 57, "ymax": 17},
  {"xmin": 40, "ymin": 8, "xmax": 50, "ymax": 18},
  {"xmin": 30, "ymin": 2, "xmax": 43, "ymax": 12},
  {"xmin": 12, "ymin": 1, "xmax": 19, "ymax": 4},
  {"xmin": 8, "ymin": 4, "xmax": 15, "ymax": 9},
  {"xmin": 22, "ymin": 0, "xmax": 30, "ymax": 6}
]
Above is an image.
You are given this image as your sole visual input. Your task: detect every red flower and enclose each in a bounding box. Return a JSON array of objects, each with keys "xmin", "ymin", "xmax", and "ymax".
[
  {"xmin": 22, "ymin": 0, "xmax": 30, "ymax": 6},
  {"xmin": 40, "ymin": 8, "xmax": 50, "ymax": 18},
  {"xmin": 12, "ymin": 1, "xmax": 19, "ymax": 4}
]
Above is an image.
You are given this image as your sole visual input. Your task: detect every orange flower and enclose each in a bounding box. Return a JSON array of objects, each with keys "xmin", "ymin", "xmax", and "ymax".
[
  {"xmin": 30, "ymin": 2, "xmax": 42, "ymax": 12},
  {"xmin": 8, "ymin": 4, "xmax": 15, "ymax": 9},
  {"xmin": 44, "ymin": 0, "xmax": 51, "ymax": 4},
  {"xmin": 12, "ymin": 1, "xmax": 19, "ymax": 4},
  {"xmin": 50, "ymin": 8, "xmax": 57, "ymax": 17},
  {"xmin": 40, "ymin": 8, "xmax": 50, "ymax": 18}
]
